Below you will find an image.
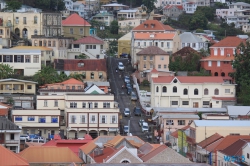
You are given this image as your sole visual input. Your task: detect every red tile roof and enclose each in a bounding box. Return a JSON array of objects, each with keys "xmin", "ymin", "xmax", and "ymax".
[
  {"xmin": 164, "ymin": 5, "xmax": 183, "ymax": 10},
  {"xmin": 213, "ymin": 135, "xmax": 250, "ymax": 152},
  {"xmin": 152, "ymin": 76, "xmax": 225, "ymax": 84},
  {"xmin": 0, "ymin": 145, "xmax": 29, "ymax": 166},
  {"xmin": 200, "ymin": 55, "xmax": 235, "ymax": 61},
  {"xmin": 212, "ymin": 97, "xmax": 236, "ymax": 101},
  {"xmin": 72, "ymin": 36, "xmax": 104, "ymax": 44},
  {"xmin": 134, "ymin": 33, "xmax": 176, "ymax": 40},
  {"xmin": 137, "ymin": 46, "xmax": 169, "ymax": 55},
  {"xmin": 171, "ymin": 125, "xmax": 193, "ymax": 138},
  {"xmin": 211, "ymin": 36, "xmax": 245, "ymax": 48},
  {"xmin": 0, "ymin": 109, "xmax": 8, "ymax": 116},
  {"xmin": 151, "ymin": 68, "xmax": 158, "ymax": 73},
  {"xmin": 89, "ymin": 147, "xmax": 116, "ymax": 163},
  {"xmin": 220, "ymin": 139, "xmax": 250, "ymax": 156},
  {"xmin": 197, "ymin": 133, "xmax": 223, "ymax": 148},
  {"xmin": 62, "ymin": 78, "xmax": 83, "ymax": 84},
  {"xmin": 54, "ymin": 59, "xmax": 107, "ymax": 72},
  {"xmin": 133, "ymin": 20, "xmax": 175, "ymax": 31},
  {"xmin": 205, "ymin": 138, "xmax": 224, "ymax": 152},
  {"xmin": 140, "ymin": 144, "xmax": 167, "ymax": 162},
  {"xmin": 62, "ymin": 13, "xmax": 91, "ymax": 26}
]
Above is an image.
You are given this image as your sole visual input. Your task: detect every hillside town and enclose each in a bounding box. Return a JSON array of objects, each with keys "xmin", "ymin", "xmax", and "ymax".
[{"xmin": 1, "ymin": 0, "xmax": 250, "ymax": 166}]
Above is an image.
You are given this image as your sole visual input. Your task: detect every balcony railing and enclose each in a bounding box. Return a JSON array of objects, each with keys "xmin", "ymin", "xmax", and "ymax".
[
  {"xmin": 4, "ymin": 140, "xmax": 20, "ymax": 144},
  {"xmin": 0, "ymin": 89, "xmax": 24, "ymax": 93}
]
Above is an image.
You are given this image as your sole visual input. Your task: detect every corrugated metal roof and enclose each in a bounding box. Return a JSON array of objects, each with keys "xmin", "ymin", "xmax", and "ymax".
[
  {"xmin": 161, "ymin": 114, "xmax": 200, "ymax": 119},
  {"xmin": 11, "ymin": 46, "xmax": 53, "ymax": 51},
  {"xmin": 180, "ymin": 32, "xmax": 203, "ymax": 43},
  {"xmin": 0, "ymin": 117, "xmax": 21, "ymax": 130},
  {"xmin": 153, "ymin": 107, "xmax": 227, "ymax": 113},
  {"xmin": 0, "ymin": 49, "xmax": 41, "ymax": 54},
  {"xmin": 194, "ymin": 120, "xmax": 250, "ymax": 127},
  {"xmin": 227, "ymin": 106, "xmax": 250, "ymax": 116}
]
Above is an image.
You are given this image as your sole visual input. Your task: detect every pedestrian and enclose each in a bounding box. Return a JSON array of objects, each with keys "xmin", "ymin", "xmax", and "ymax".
[{"xmin": 116, "ymin": 69, "xmax": 117, "ymax": 73}]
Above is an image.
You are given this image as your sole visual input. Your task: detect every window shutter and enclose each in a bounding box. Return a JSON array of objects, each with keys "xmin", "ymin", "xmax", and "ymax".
[
  {"xmin": 115, "ymin": 115, "xmax": 117, "ymax": 123},
  {"xmin": 110, "ymin": 115, "xmax": 112, "ymax": 123},
  {"xmin": 99, "ymin": 115, "xmax": 101, "ymax": 123},
  {"xmin": 105, "ymin": 115, "xmax": 107, "ymax": 123}
]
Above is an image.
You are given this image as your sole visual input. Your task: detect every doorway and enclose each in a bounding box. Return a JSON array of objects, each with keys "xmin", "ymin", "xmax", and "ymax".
[{"xmin": 193, "ymin": 102, "xmax": 199, "ymax": 108}]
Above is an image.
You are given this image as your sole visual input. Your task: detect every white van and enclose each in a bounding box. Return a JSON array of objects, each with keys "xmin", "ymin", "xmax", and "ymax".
[{"xmin": 141, "ymin": 122, "xmax": 149, "ymax": 132}]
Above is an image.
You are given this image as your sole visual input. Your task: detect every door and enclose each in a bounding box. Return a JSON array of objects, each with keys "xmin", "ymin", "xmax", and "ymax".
[{"xmin": 193, "ymin": 102, "xmax": 199, "ymax": 108}]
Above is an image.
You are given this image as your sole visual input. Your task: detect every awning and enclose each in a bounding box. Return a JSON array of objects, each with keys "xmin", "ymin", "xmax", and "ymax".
[{"xmin": 196, "ymin": 149, "xmax": 208, "ymax": 155}]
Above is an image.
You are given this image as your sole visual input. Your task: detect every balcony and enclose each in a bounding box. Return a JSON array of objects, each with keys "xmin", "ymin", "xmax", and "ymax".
[
  {"xmin": 3, "ymin": 140, "xmax": 20, "ymax": 144},
  {"xmin": 68, "ymin": 48, "xmax": 80, "ymax": 52},
  {"xmin": 0, "ymin": 89, "xmax": 24, "ymax": 94}
]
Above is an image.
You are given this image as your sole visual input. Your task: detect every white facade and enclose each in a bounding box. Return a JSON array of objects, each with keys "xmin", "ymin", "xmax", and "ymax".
[
  {"xmin": 0, "ymin": 49, "xmax": 41, "ymax": 76},
  {"xmin": 183, "ymin": 2, "xmax": 197, "ymax": 14},
  {"xmin": 226, "ymin": 16, "xmax": 248, "ymax": 28},
  {"xmin": 216, "ymin": 9, "xmax": 235, "ymax": 18},
  {"xmin": 64, "ymin": 0, "xmax": 90, "ymax": 18},
  {"xmin": 179, "ymin": 32, "xmax": 208, "ymax": 51},
  {"xmin": 150, "ymin": 75, "xmax": 236, "ymax": 108},
  {"xmin": 242, "ymin": 143, "xmax": 250, "ymax": 165},
  {"xmin": 155, "ymin": 0, "xmax": 182, "ymax": 7}
]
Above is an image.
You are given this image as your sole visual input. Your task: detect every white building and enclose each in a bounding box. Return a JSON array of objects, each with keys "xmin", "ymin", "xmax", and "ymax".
[
  {"xmin": 216, "ymin": 9, "xmax": 235, "ymax": 19},
  {"xmin": 226, "ymin": 16, "xmax": 248, "ymax": 28},
  {"xmin": 150, "ymin": 74, "xmax": 236, "ymax": 108},
  {"xmin": 183, "ymin": 2, "xmax": 197, "ymax": 14},
  {"xmin": 155, "ymin": 0, "xmax": 182, "ymax": 7},
  {"xmin": 179, "ymin": 32, "xmax": 208, "ymax": 51},
  {"xmin": 64, "ymin": 0, "xmax": 92, "ymax": 18},
  {"xmin": 0, "ymin": 117, "xmax": 21, "ymax": 153},
  {"xmin": 0, "ymin": 49, "xmax": 41, "ymax": 76}
]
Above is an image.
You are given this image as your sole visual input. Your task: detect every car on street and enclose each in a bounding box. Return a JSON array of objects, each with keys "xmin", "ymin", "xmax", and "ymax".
[
  {"xmin": 138, "ymin": 119, "xmax": 145, "ymax": 126},
  {"xmin": 120, "ymin": 53, "xmax": 128, "ymax": 58},
  {"xmin": 141, "ymin": 122, "xmax": 149, "ymax": 133},
  {"xmin": 124, "ymin": 76, "xmax": 130, "ymax": 83},
  {"xmin": 124, "ymin": 108, "xmax": 130, "ymax": 117},
  {"xmin": 20, "ymin": 135, "xmax": 30, "ymax": 141},
  {"xmin": 131, "ymin": 91, "xmax": 137, "ymax": 101},
  {"xmin": 30, "ymin": 136, "xmax": 45, "ymax": 143},
  {"xmin": 134, "ymin": 107, "xmax": 142, "ymax": 116},
  {"xmin": 127, "ymin": 87, "xmax": 132, "ymax": 95},
  {"xmin": 123, "ymin": 125, "xmax": 129, "ymax": 133},
  {"xmin": 118, "ymin": 62, "xmax": 124, "ymax": 70},
  {"xmin": 126, "ymin": 83, "xmax": 132, "ymax": 89}
]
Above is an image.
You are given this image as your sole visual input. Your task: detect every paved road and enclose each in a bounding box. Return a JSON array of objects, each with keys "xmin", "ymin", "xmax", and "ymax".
[{"xmin": 107, "ymin": 56, "xmax": 150, "ymax": 142}]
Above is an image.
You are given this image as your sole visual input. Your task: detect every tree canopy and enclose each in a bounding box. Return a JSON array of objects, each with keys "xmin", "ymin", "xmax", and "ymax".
[
  {"xmin": 142, "ymin": 0, "xmax": 157, "ymax": 19},
  {"xmin": 5, "ymin": 0, "xmax": 22, "ymax": 12},
  {"xmin": 110, "ymin": 20, "xmax": 119, "ymax": 34},
  {"xmin": 196, "ymin": 6, "xmax": 215, "ymax": 21},
  {"xmin": 232, "ymin": 42, "xmax": 250, "ymax": 105},
  {"xmin": 0, "ymin": 64, "xmax": 14, "ymax": 79},
  {"xmin": 189, "ymin": 11, "xmax": 208, "ymax": 30}
]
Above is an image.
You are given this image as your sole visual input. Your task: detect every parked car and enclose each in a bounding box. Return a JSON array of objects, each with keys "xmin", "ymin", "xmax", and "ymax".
[
  {"xmin": 131, "ymin": 91, "xmax": 137, "ymax": 101},
  {"xmin": 138, "ymin": 119, "xmax": 145, "ymax": 126},
  {"xmin": 120, "ymin": 53, "xmax": 128, "ymax": 58},
  {"xmin": 134, "ymin": 107, "xmax": 141, "ymax": 116},
  {"xmin": 126, "ymin": 83, "xmax": 132, "ymax": 89},
  {"xmin": 124, "ymin": 108, "xmax": 130, "ymax": 117},
  {"xmin": 20, "ymin": 135, "xmax": 30, "ymax": 141},
  {"xmin": 141, "ymin": 122, "xmax": 149, "ymax": 133},
  {"xmin": 124, "ymin": 76, "xmax": 130, "ymax": 83},
  {"xmin": 118, "ymin": 62, "xmax": 124, "ymax": 70},
  {"xmin": 127, "ymin": 87, "xmax": 132, "ymax": 95},
  {"xmin": 30, "ymin": 136, "xmax": 45, "ymax": 143},
  {"xmin": 123, "ymin": 125, "xmax": 129, "ymax": 133}
]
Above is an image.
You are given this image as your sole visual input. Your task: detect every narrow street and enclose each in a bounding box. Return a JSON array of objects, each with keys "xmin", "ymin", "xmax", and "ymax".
[{"xmin": 107, "ymin": 56, "xmax": 149, "ymax": 142}]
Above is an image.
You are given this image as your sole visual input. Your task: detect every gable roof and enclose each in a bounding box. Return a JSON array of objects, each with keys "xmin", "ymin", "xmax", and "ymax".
[
  {"xmin": 164, "ymin": 5, "xmax": 183, "ymax": 10},
  {"xmin": 54, "ymin": 59, "xmax": 107, "ymax": 72},
  {"xmin": 89, "ymin": 147, "xmax": 116, "ymax": 163},
  {"xmin": 205, "ymin": 138, "xmax": 224, "ymax": 152},
  {"xmin": 152, "ymin": 76, "xmax": 225, "ymax": 84},
  {"xmin": 79, "ymin": 141, "xmax": 98, "ymax": 154},
  {"xmin": 72, "ymin": 36, "xmax": 104, "ymax": 44},
  {"xmin": 211, "ymin": 36, "xmax": 245, "ymax": 48},
  {"xmin": 61, "ymin": 78, "xmax": 83, "ymax": 85},
  {"xmin": 180, "ymin": 32, "xmax": 203, "ymax": 43},
  {"xmin": 140, "ymin": 144, "xmax": 167, "ymax": 162},
  {"xmin": 62, "ymin": 13, "xmax": 91, "ymax": 26},
  {"xmin": 139, "ymin": 142, "xmax": 154, "ymax": 154},
  {"xmin": 220, "ymin": 139, "xmax": 250, "ymax": 156},
  {"xmin": 172, "ymin": 46, "xmax": 201, "ymax": 57},
  {"xmin": 19, "ymin": 146, "xmax": 83, "ymax": 163},
  {"xmin": 104, "ymin": 135, "xmax": 125, "ymax": 147},
  {"xmin": 213, "ymin": 135, "xmax": 250, "ymax": 152},
  {"xmin": 134, "ymin": 33, "xmax": 176, "ymax": 40},
  {"xmin": 197, "ymin": 133, "xmax": 223, "ymax": 148},
  {"xmin": 137, "ymin": 46, "xmax": 169, "ymax": 55},
  {"xmin": 0, "ymin": 145, "xmax": 29, "ymax": 166},
  {"xmin": 0, "ymin": 117, "xmax": 21, "ymax": 130},
  {"xmin": 0, "ymin": 78, "xmax": 37, "ymax": 84},
  {"xmin": 133, "ymin": 20, "xmax": 175, "ymax": 31},
  {"xmin": 84, "ymin": 84, "xmax": 105, "ymax": 94}
]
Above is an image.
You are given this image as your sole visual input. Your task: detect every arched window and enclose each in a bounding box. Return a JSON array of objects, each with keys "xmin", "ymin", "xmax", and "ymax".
[
  {"xmin": 162, "ymin": 86, "xmax": 167, "ymax": 93},
  {"xmin": 194, "ymin": 88, "xmax": 198, "ymax": 95},
  {"xmin": 156, "ymin": 86, "xmax": 159, "ymax": 92},
  {"xmin": 214, "ymin": 72, "xmax": 218, "ymax": 76},
  {"xmin": 221, "ymin": 72, "xmax": 225, "ymax": 77},
  {"xmin": 204, "ymin": 88, "xmax": 208, "ymax": 95},
  {"xmin": 173, "ymin": 86, "xmax": 177, "ymax": 93},
  {"xmin": 121, "ymin": 160, "xmax": 130, "ymax": 163},
  {"xmin": 214, "ymin": 88, "xmax": 219, "ymax": 95},
  {"xmin": 183, "ymin": 88, "xmax": 188, "ymax": 95}
]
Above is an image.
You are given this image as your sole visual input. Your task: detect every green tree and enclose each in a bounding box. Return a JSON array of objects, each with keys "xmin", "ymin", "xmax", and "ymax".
[
  {"xmin": 189, "ymin": 11, "xmax": 208, "ymax": 30},
  {"xmin": 68, "ymin": 73, "xmax": 84, "ymax": 82},
  {"xmin": 142, "ymin": 0, "xmax": 157, "ymax": 19},
  {"xmin": 77, "ymin": 54, "xmax": 88, "ymax": 59},
  {"xmin": 0, "ymin": 64, "xmax": 14, "ymax": 79},
  {"xmin": 7, "ymin": 97, "xmax": 14, "ymax": 105},
  {"xmin": 5, "ymin": 0, "xmax": 22, "ymax": 12},
  {"xmin": 33, "ymin": 0, "xmax": 65, "ymax": 11},
  {"xmin": 110, "ymin": 20, "xmax": 119, "ymax": 34},
  {"xmin": 33, "ymin": 65, "xmax": 61, "ymax": 85},
  {"xmin": 232, "ymin": 42, "xmax": 250, "ymax": 105},
  {"xmin": 196, "ymin": 6, "xmax": 215, "ymax": 21}
]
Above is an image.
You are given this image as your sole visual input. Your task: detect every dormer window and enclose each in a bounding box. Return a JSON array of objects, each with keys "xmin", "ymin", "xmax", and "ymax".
[
  {"xmin": 144, "ymin": 24, "xmax": 148, "ymax": 28},
  {"xmin": 78, "ymin": 62, "xmax": 84, "ymax": 67},
  {"xmin": 150, "ymin": 34, "xmax": 155, "ymax": 38},
  {"xmin": 151, "ymin": 24, "xmax": 155, "ymax": 28}
]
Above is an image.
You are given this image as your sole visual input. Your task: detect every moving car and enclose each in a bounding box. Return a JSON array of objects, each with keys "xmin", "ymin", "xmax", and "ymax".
[
  {"xmin": 131, "ymin": 91, "xmax": 137, "ymax": 101},
  {"xmin": 123, "ymin": 125, "xmax": 129, "ymax": 133},
  {"xmin": 134, "ymin": 107, "xmax": 141, "ymax": 116},
  {"xmin": 141, "ymin": 122, "xmax": 149, "ymax": 133},
  {"xmin": 124, "ymin": 108, "xmax": 130, "ymax": 117},
  {"xmin": 138, "ymin": 119, "xmax": 145, "ymax": 126},
  {"xmin": 118, "ymin": 62, "xmax": 124, "ymax": 70},
  {"xmin": 20, "ymin": 135, "xmax": 30, "ymax": 141}
]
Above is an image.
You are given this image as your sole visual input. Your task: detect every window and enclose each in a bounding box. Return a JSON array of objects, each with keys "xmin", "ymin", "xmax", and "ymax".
[
  {"xmin": 167, "ymin": 42, "xmax": 170, "ymax": 48},
  {"xmin": 28, "ymin": 116, "xmax": 35, "ymax": 121},
  {"xmin": 103, "ymin": 102, "xmax": 110, "ymax": 108},
  {"xmin": 72, "ymin": 86, "xmax": 75, "ymax": 90},
  {"xmin": 93, "ymin": 45, "xmax": 96, "ymax": 49},
  {"xmin": 99, "ymin": 72, "xmax": 103, "ymax": 79},
  {"xmin": 150, "ymin": 56, "xmax": 153, "ymax": 60},
  {"xmin": 66, "ymin": 86, "xmax": 70, "ymax": 90},
  {"xmin": 208, "ymin": 61, "xmax": 212, "ymax": 67},
  {"xmin": 216, "ymin": 101, "xmax": 219, "ymax": 104},
  {"xmin": 214, "ymin": 88, "xmax": 219, "ymax": 95},
  {"xmin": 34, "ymin": 29, "xmax": 38, "ymax": 35},
  {"xmin": 16, "ymin": 17, "xmax": 19, "ymax": 24},
  {"xmin": 247, "ymin": 153, "xmax": 249, "ymax": 159},
  {"xmin": 51, "ymin": 116, "xmax": 58, "ymax": 123},
  {"xmin": 39, "ymin": 116, "xmax": 46, "ymax": 123},
  {"xmin": 161, "ymin": 42, "xmax": 164, "ymax": 47},
  {"xmin": 23, "ymin": 17, "xmax": 27, "ymax": 24},
  {"xmin": 44, "ymin": 100, "xmax": 48, "ymax": 107},
  {"xmin": 101, "ymin": 115, "xmax": 106, "ymax": 123},
  {"xmin": 54, "ymin": 100, "xmax": 58, "ymax": 107},
  {"xmin": 10, "ymin": 133, "xmax": 14, "ymax": 140},
  {"xmin": 90, "ymin": 115, "xmax": 96, "ymax": 123},
  {"xmin": 225, "ymin": 89, "xmax": 230, "ymax": 93},
  {"xmin": 137, "ymin": 42, "xmax": 140, "ymax": 46},
  {"xmin": 121, "ymin": 160, "xmax": 130, "ymax": 163},
  {"xmin": 144, "ymin": 42, "xmax": 146, "ymax": 46},
  {"xmin": 143, "ymin": 63, "xmax": 146, "ymax": 68},
  {"xmin": 194, "ymin": 89, "xmax": 198, "ymax": 95},
  {"xmin": 217, "ymin": 61, "xmax": 220, "ymax": 67},
  {"xmin": 33, "ymin": 55, "xmax": 39, "ymax": 63},
  {"xmin": 81, "ymin": 115, "xmax": 86, "ymax": 123},
  {"xmin": 91, "ymin": 72, "xmax": 94, "ymax": 79},
  {"xmin": 71, "ymin": 115, "xmax": 76, "ymax": 123},
  {"xmin": 34, "ymin": 16, "xmax": 37, "ymax": 24},
  {"xmin": 204, "ymin": 88, "xmax": 208, "ymax": 95},
  {"xmin": 82, "ymin": 102, "xmax": 86, "ymax": 108},
  {"xmin": 25, "ymin": 55, "xmax": 30, "ymax": 63},
  {"xmin": 158, "ymin": 65, "xmax": 161, "ymax": 69},
  {"xmin": 143, "ymin": 56, "xmax": 146, "ymax": 60},
  {"xmin": 94, "ymin": 102, "xmax": 98, "ymax": 108},
  {"xmin": 214, "ymin": 48, "xmax": 218, "ymax": 55},
  {"xmin": 70, "ymin": 102, "xmax": 77, "ymax": 108},
  {"xmin": 166, "ymin": 120, "xmax": 174, "ymax": 125},
  {"xmin": 203, "ymin": 101, "xmax": 209, "ymax": 105},
  {"xmin": 78, "ymin": 62, "xmax": 84, "ymax": 67},
  {"xmin": 111, "ymin": 115, "xmax": 117, "ymax": 123},
  {"xmin": 162, "ymin": 86, "xmax": 167, "ymax": 92},
  {"xmin": 178, "ymin": 120, "xmax": 185, "ymax": 125},
  {"xmin": 82, "ymin": 72, "xmax": 86, "ymax": 79},
  {"xmin": 27, "ymin": 85, "xmax": 32, "ymax": 89},
  {"xmin": 164, "ymin": 65, "xmax": 167, "ymax": 69},
  {"xmin": 173, "ymin": 86, "xmax": 177, "ymax": 93},
  {"xmin": 156, "ymin": 86, "xmax": 159, "ymax": 92},
  {"xmin": 171, "ymin": 101, "xmax": 178, "ymax": 105},
  {"xmin": 183, "ymin": 88, "xmax": 188, "ymax": 95},
  {"xmin": 70, "ymin": 28, "xmax": 73, "ymax": 34},
  {"xmin": 161, "ymin": 56, "xmax": 164, "ymax": 60},
  {"xmin": 3, "ymin": 55, "xmax": 13, "ymax": 62},
  {"xmin": 182, "ymin": 101, "xmax": 189, "ymax": 105},
  {"xmin": 80, "ymin": 28, "xmax": 83, "ymax": 34},
  {"xmin": 15, "ymin": 116, "xmax": 22, "ymax": 121}
]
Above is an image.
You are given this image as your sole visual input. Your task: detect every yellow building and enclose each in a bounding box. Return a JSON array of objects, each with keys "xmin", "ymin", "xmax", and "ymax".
[
  {"xmin": 118, "ymin": 32, "xmax": 131, "ymax": 57},
  {"xmin": 62, "ymin": 13, "xmax": 91, "ymax": 40}
]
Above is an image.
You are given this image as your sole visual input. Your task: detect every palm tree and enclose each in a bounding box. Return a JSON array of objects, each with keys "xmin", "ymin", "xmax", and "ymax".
[
  {"xmin": 0, "ymin": 64, "xmax": 14, "ymax": 79},
  {"xmin": 33, "ymin": 65, "xmax": 61, "ymax": 85}
]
